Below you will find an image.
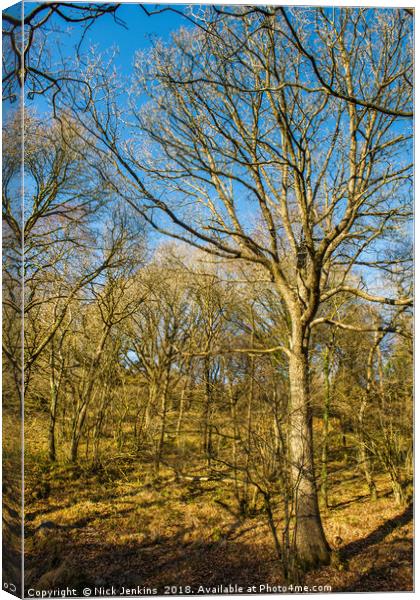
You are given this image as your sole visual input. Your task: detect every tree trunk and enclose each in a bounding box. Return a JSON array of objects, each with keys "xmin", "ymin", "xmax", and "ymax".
[
  {"xmin": 70, "ymin": 403, "xmax": 87, "ymax": 463},
  {"xmin": 49, "ymin": 378, "xmax": 58, "ymax": 462},
  {"xmin": 388, "ymin": 466, "xmax": 405, "ymax": 505},
  {"xmin": 203, "ymin": 355, "xmax": 213, "ymax": 465},
  {"xmin": 176, "ymin": 365, "xmax": 191, "ymax": 444},
  {"xmin": 227, "ymin": 380, "xmax": 241, "ymax": 511},
  {"xmin": 48, "ymin": 342, "xmax": 62, "ymax": 463},
  {"xmin": 357, "ymin": 340, "xmax": 378, "ymax": 501},
  {"xmin": 358, "ymin": 438, "xmax": 377, "ymax": 501},
  {"xmin": 155, "ymin": 370, "xmax": 170, "ymax": 473},
  {"xmin": 357, "ymin": 392, "xmax": 378, "ymax": 501},
  {"xmin": 288, "ymin": 345, "xmax": 330, "ymax": 568},
  {"xmin": 320, "ymin": 347, "xmax": 331, "ymax": 509},
  {"xmin": 70, "ymin": 433, "xmax": 79, "ymax": 464},
  {"xmin": 341, "ymin": 423, "xmax": 349, "ymax": 465},
  {"xmin": 92, "ymin": 386, "xmax": 109, "ymax": 464}
]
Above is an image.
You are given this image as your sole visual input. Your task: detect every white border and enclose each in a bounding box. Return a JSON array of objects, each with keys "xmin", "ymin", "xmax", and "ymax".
[{"xmin": 0, "ymin": 2, "xmax": 416, "ymax": 600}]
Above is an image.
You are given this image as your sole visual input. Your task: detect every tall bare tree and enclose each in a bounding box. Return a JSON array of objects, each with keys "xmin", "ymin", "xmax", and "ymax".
[{"xmin": 57, "ymin": 6, "xmax": 413, "ymax": 568}]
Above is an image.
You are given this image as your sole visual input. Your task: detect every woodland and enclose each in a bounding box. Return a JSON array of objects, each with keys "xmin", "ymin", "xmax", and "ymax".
[{"xmin": 2, "ymin": 3, "xmax": 413, "ymax": 595}]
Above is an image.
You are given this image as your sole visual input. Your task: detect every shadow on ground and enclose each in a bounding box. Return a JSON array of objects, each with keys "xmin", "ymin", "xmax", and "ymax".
[
  {"xmin": 26, "ymin": 534, "xmax": 279, "ymax": 595},
  {"xmin": 342, "ymin": 503, "xmax": 412, "ymax": 560}
]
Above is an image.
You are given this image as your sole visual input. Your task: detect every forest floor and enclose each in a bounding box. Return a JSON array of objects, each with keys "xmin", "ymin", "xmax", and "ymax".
[{"xmin": 23, "ymin": 456, "xmax": 413, "ymax": 595}]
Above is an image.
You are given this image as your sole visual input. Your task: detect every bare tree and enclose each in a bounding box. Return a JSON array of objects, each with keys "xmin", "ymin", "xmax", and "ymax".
[
  {"xmin": 62, "ymin": 218, "xmax": 145, "ymax": 463},
  {"xmin": 2, "ymin": 3, "xmax": 123, "ymax": 102},
  {"xmin": 125, "ymin": 259, "xmax": 195, "ymax": 472},
  {"xmin": 59, "ymin": 6, "xmax": 413, "ymax": 568},
  {"xmin": 211, "ymin": 6, "xmax": 413, "ymax": 118}
]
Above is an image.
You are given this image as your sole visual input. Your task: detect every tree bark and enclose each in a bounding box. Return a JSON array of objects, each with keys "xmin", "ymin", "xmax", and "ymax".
[
  {"xmin": 176, "ymin": 364, "xmax": 191, "ymax": 443},
  {"xmin": 70, "ymin": 408, "xmax": 85, "ymax": 463},
  {"xmin": 70, "ymin": 400, "xmax": 89, "ymax": 463},
  {"xmin": 288, "ymin": 344, "xmax": 330, "ymax": 568},
  {"xmin": 49, "ymin": 379, "xmax": 58, "ymax": 462},
  {"xmin": 203, "ymin": 355, "xmax": 213, "ymax": 465},
  {"xmin": 357, "ymin": 342, "xmax": 378, "ymax": 501},
  {"xmin": 48, "ymin": 340, "xmax": 63, "ymax": 462},
  {"xmin": 357, "ymin": 435, "xmax": 377, "ymax": 501},
  {"xmin": 155, "ymin": 369, "xmax": 170, "ymax": 473},
  {"xmin": 320, "ymin": 347, "xmax": 331, "ymax": 509}
]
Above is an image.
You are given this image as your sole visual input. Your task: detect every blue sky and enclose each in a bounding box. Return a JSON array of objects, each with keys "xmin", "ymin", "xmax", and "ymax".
[
  {"xmin": 64, "ymin": 3, "xmax": 188, "ymax": 74},
  {"xmin": 18, "ymin": 3, "xmax": 191, "ymax": 118},
  {"xmin": 24, "ymin": 2, "xmax": 189, "ymax": 80}
]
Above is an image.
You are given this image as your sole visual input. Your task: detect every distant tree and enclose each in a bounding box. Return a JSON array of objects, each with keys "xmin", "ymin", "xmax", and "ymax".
[{"xmin": 125, "ymin": 260, "xmax": 196, "ymax": 472}]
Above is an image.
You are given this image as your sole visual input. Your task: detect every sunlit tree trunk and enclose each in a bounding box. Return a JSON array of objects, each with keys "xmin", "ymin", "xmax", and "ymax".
[
  {"xmin": 70, "ymin": 410, "xmax": 84, "ymax": 463},
  {"xmin": 358, "ymin": 343, "xmax": 378, "ymax": 501},
  {"xmin": 176, "ymin": 363, "xmax": 192, "ymax": 444},
  {"xmin": 155, "ymin": 368, "xmax": 171, "ymax": 473},
  {"xmin": 48, "ymin": 342, "xmax": 59, "ymax": 462},
  {"xmin": 289, "ymin": 335, "xmax": 330, "ymax": 568},
  {"xmin": 49, "ymin": 378, "xmax": 58, "ymax": 462},
  {"xmin": 202, "ymin": 355, "xmax": 213, "ymax": 465},
  {"xmin": 320, "ymin": 346, "xmax": 332, "ymax": 509},
  {"xmin": 92, "ymin": 385, "xmax": 110, "ymax": 464}
]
